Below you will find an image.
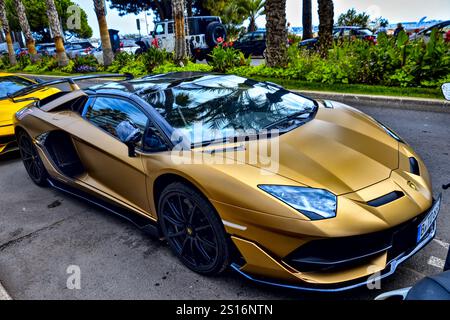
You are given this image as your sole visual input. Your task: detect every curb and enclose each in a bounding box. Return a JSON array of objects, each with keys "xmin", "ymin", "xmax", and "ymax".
[
  {"xmin": 0, "ymin": 281, "xmax": 12, "ymax": 300},
  {"xmin": 297, "ymin": 90, "xmax": 450, "ymax": 113}
]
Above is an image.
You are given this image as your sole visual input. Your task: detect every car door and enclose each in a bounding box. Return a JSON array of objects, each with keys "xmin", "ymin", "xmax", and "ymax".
[{"xmin": 69, "ymin": 95, "xmax": 151, "ymax": 213}]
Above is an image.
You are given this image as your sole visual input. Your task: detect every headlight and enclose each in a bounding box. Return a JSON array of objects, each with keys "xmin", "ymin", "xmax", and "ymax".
[{"xmin": 258, "ymin": 185, "xmax": 337, "ymax": 220}]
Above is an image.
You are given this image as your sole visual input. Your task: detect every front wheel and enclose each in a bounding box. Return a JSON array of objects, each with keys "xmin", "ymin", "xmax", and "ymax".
[
  {"xmin": 158, "ymin": 182, "xmax": 230, "ymax": 275},
  {"xmin": 18, "ymin": 131, "xmax": 49, "ymax": 187}
]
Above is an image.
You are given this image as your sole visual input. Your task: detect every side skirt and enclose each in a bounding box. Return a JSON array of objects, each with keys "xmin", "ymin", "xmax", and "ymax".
[{"xmin": 48, "ymin": 178, "xmax": 162, "ymax": 239}]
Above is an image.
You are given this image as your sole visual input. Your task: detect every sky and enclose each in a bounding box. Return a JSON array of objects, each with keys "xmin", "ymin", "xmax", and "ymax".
[{"xmin": 73, "ymin": 0, "xmax": 450, "ymax": 38}]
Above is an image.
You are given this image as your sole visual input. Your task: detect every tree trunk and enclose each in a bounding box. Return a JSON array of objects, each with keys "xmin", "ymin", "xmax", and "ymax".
[
  {"xmin": 94, "ymin": 0, "xmax": 114, "ymax": 67},
  {"xmin": 186, "ymin": 0, "xmax": 193, "ymax": 17},
  {"xmin": 172, "ymin": 0, "xmax": 187, "ymax": 65},
  {"xmin": 249, "ymin": 17, "xmax": 257, "ymax": 32},
  {"xmin": 0, "ymin": 0, "xmax": 16, "ymax": 65},
  {"xmin": 45, "ymin": 0, "xmax": 68, "ymax": 66},
  {"xmin": 14, "ymin": 0, "xmax": 38, "ymax": 62},
  {"xmin": 317, "ymin": 0, "xmax": 334, "ymax": 57},
  {"xmin": 265, "ymin": 0, "xmax": 288, "ymax": 67},
  {"xmin": 302, "ymin": 0, "xmax": 313, "ymax": 40}
]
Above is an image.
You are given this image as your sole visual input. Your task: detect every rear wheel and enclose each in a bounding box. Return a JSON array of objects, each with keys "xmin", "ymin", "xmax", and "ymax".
[
  {"xmin": 18, "ymin": 132, "xmax": 48, "ymax": 187},
  {"xmin": 158, "ymin": 182, "xmax": 230, "ymax": 275}
]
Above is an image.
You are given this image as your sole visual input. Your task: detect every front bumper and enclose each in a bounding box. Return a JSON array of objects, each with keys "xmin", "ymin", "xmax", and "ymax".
[
  {"xmin": 230, "ymin": 198, "xmax": 440, "ymax": 292},
  {"xmin": 0, "ymin": 125, "xmax": 18, "ymax": 155}
]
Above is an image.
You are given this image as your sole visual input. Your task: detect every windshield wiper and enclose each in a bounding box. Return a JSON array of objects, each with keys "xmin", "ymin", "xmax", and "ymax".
[{"xmin": 263, "ymin": 110, "xmax": 315, "ymax": 130}]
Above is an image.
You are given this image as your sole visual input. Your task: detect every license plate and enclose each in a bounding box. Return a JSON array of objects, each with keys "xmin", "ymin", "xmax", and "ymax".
[{"xmin": 417, "ymin": 195, "xmax": 441, "ymax": 243}]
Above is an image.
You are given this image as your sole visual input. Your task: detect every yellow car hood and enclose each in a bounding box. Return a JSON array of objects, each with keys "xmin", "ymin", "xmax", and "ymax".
[{"xmin": 242, "ymin": 103, "xmax": 399, "ymax": 195}]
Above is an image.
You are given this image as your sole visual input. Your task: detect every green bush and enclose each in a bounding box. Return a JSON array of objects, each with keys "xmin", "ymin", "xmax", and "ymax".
[
  {"xmin": 208, "ymin": 45, "xmax": 250, "ymax": 73},
  {"xmin": 107, "ymin": 51, "xmax": 135, "ymax": 73},
  {"xmin": 232, "ymin": 31, "xmax": 450, "ymax": 88},
  {"xmin": 141, "ymin": 47, "xmax": 172, "ymax": 72},
  {"xmin": 153, "ymin": 61, "xmax": 213, "ymax": 74},
  {"xmin": 1, "ymin": 32, "xmax": 447, "ymax": 90}
]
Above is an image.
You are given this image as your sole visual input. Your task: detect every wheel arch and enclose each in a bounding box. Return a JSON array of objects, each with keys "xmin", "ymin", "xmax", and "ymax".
[
  {"xmin": 14, "ymin": 125, "xmax": 28, "ymax": 138},
  {"xmin": 153, "ymin": 172, "xmax": 212, "ymax": 216}
]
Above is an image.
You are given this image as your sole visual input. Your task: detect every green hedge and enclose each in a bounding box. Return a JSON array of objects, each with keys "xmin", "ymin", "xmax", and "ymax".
[
  {"xmin": 230, "ymin": 31, "xmax": 450, "ymax": 88},
  {"xmin": 1, "ymin": 31, "xmax": 449, "ymax": 90}
]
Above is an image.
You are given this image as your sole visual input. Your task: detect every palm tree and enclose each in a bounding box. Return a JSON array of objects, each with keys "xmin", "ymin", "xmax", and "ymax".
[
  {"xmin": 317, "ymin": 0, "xmax": 334, "ymax": 57},
  {"xmin": 172, "ymin": 0, "xmax": 187, "ymax": 65},
  {"xmin": 235, "ymin": 0, "xmax": 265, "ymax": 32},
  {"xmin": 0, "ymin": 0, "xmax": 16, "ymax": 65},
  {"xmin": 14, "ymin": 0, "xmax": 38, "ymax": 62},
  {"xmin": 302, "ymin": 0, "xmax": 313, "ymax": 39},
  {"xmin": 44, "ymin": 0, "xmax": 68, "ymax": 66},
  {"xmin": 93, "ymin": 0, "xmax": 114, "ymax": 66},
  {"xmin": 265, "ymin": 0, "xmax": 288, "ymax": 67}
]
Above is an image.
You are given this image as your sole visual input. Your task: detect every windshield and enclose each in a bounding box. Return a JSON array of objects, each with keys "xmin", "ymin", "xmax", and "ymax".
[
  {"xmin": 0, "ymin": 76, "xmax": 34, "ymax": 100},
  {"xmin": 142, "ymin": 75, "xmax": 316, "ymax": 144}
]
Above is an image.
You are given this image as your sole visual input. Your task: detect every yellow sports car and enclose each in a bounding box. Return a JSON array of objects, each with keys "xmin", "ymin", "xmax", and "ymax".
[
  {"xmin": 14, "ymin": 73, "xmax": 442, "ymax": 291},
  {"xmin": 0, "ymin": 73, "xmax": 59, "ymax": 155}
]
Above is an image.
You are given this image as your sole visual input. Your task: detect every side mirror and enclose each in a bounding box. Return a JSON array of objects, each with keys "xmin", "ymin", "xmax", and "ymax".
[
  {"xmin": 442, "ymin": 83, "xmax": 450, "ymax": 101},
  {"xmin": 116, "ymin": 120, "xmax": 142, "ymax": 157}
]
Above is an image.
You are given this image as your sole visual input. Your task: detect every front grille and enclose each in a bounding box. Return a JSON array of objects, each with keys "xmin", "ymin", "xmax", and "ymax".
[{"xmin": 286, "ymin": 211, "xmax": 428, "ymax": 273}]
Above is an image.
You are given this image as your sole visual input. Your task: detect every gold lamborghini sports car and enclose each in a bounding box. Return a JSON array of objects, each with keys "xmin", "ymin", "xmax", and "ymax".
[
  {"xmin": 0, "ymin": 73, "xmax": 60, "ymax": 155},
  {"xmin": 14, "ymin": 72, "xmax": 442, "ymax": 291}
]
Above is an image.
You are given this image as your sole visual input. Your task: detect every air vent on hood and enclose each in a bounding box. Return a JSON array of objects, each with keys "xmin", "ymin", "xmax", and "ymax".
[
  {"xmin": 409, "ymin": 157, "xmax": 420, "ymax": 176},
  {"xmin": 367, "ymin": 191, "xmax": 405, "ymax": 207}
]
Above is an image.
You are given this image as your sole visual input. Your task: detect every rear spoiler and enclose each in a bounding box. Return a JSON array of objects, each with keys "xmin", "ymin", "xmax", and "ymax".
[{"xmin": 8, "ymin": 73, "xmax": 134, "ymax": 102}]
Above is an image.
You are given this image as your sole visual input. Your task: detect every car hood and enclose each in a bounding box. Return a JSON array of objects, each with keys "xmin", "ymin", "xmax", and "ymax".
[{"xmin": 241, "ymin": 102, "xmax": 399, "ymax": 195}]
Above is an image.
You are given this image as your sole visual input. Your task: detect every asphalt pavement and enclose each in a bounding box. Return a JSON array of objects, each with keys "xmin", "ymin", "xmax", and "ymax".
[{"xmin": 0, "ymin": 78, "xmax": 449, "ymax": 300}]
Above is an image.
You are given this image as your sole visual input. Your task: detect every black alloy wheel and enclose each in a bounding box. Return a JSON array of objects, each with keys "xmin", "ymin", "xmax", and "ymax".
[
  {"xmin": 18, "ymin": 132, "xmax": 48, "ymax": 186},
  {"xmin": 158, "ymin": 182, "xmax": 230, "ymax": 275}
]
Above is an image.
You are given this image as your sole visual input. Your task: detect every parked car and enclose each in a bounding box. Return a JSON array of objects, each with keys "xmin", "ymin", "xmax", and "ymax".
[
  {"xmin": 409, "ymin": 20, "xmax": 450, "ymax": 42},
  {"xmin": 0, "ymin": 42, "xmax": 20, "ymax": 55},
  {"xmin": 13, "ymin": 72, "xmax": 440, "ymax": 292},
  {"xmin": 0, "ymin": 73, "xmax": 60, "ymax": 155},
  {"xmin": 299, "ymin": 26, "xmax": 376, "ymax": 49},
  {"xmin": 149, "ymin": 16, "xmax": 227, "ymax": 61},
  {"xmin": 119, "ymin": 39, "xmax": 141, "ymax": 54},
  {"xmin": 36, "ymin": 43, "xmax": 56, "ymax": 56},
  {"xmin": 232, "ymin": 31, "xmax": 266, "ymax": 57},
  {"xmin": 65, "ymin": 40, "xmax": 94, "ymax": 58}
]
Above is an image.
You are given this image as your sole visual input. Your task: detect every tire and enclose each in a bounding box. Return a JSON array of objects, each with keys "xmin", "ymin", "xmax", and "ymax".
[
  {"xmin": 158, "ymin": 182, "xmax": 230, "ymax": 275},
  {"xmin": 205, "ymin": 22, "xmax": 227, "ymax": 48},
  {"xmin": 17, "ymin": 131, "xmax": 49, "ymax": 187}
]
